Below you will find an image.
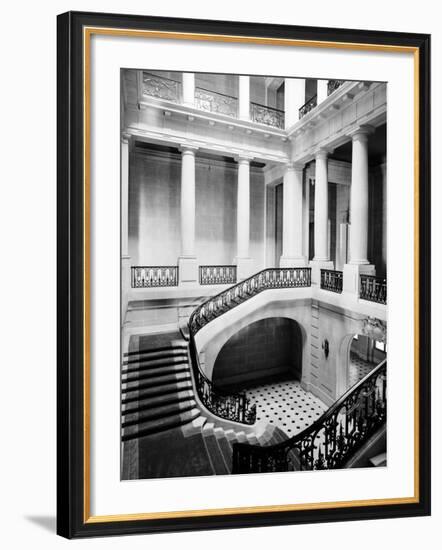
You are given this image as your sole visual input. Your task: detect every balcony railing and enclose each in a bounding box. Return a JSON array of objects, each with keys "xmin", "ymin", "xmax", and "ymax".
[
  {"xmin": 232, "ymin": 359, "xmax": 387, "ymax": 473},
  {"xmin": 299, "ymin": 94, "xmax": 318, "ymax": 119},
  {"xmin": 189, "ymin": 267, "xmax": 311, "ymax": 336},
  {"xmin": 327, "ymin": 79, "xmax": 345, "ymax": 96},
  {"xmin": 131, "ymin": 266, "xmax": 179, "ymax": 288},
  {"xmin": 142, "ymin": 72, "xmax": 181, "ymax": 103},
  {"xmin": 320, "ymin": 269, "xmax": 343, "ymax": 293},
  {"xmin": 194, "ymin": 87, "xmax": 238, "ymax": 117},
  {"xmin": 199, "ymin": 265, "xmax": 237, "ymax": 286},
  {"xmin": 360, "ymin": 275, "xmax": 387, "ymax": 304},
  {"xmin": 250, "ymin": 102, "xmax": 285, "ymax": 129}
]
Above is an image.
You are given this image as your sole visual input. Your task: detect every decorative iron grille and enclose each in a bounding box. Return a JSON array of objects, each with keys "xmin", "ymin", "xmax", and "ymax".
[
  {"xmin": 360, "ymin": 275, "xmax": 387, "ymax": 304},
  {"xmin": 194, "ymin": 87, "xmax": 238, "ymax": 117},
  {"xmin": 327, "ymin": 79, "xmax": 345, "ymax": 96},
  {"xmin": 250, "ymin": 102, "xmax": 285, "ymax": 128},
  {"xmin": 142, "ymin": 72, "xmax": 181, "ymax": 102},
  {"xmin": 320, "ymin": 269, "xmax": 343, "ymax": 293},
  {"xmin": 131, "ymin": 266, "xmax": 179, "ymax": 288},
  {"xmin": 232, "ymin": 359, "xmax": 387, "ymax": 473},
  {"xmin": 199, "ymin": 265, "xmax": 237, "ymax": 286},
  {"xmin": 299, "ymin": 94, "xmax": 318, "ymax": 118}
]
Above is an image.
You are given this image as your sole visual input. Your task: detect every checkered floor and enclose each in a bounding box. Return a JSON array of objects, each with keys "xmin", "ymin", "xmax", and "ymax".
[
  {"xmin": 243, "ymin": 380, "xmax": 328, "ymax": 437},
  {"xmin": 348, "ymin": 354, "xmax": 378, "ymax": 387}
]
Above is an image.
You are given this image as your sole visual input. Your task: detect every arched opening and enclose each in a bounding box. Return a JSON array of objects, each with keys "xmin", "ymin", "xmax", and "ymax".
[
  {"xmin": 212, "ymin": 317, "xmax": 303, "ymax": 393},
  {"xmin": 347, "ymin": 334, "xmax": 387, "ymax": 389}
]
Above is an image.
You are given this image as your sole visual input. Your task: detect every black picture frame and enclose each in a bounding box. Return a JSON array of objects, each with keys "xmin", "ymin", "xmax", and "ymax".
[{"xmin": 57, "ymin": 10, "xmax": 431, "ymax": 539}]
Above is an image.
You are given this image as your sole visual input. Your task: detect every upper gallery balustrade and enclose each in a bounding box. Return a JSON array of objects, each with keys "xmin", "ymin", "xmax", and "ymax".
[{"xmin": 141, "ymin": 71, "xmax": 285, "ymax": 129}]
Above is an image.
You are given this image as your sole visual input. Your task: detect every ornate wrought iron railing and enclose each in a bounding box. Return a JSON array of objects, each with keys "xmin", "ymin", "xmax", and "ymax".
[
  {"xmin": 142, "ymin": 72, "xmax": 181, "ymax": 103},
  {"xmin": 131, "ymin": 266, "xmax": 179, "ymax": 288},
  {"xmin": 250, "ymin": 102, "xmax": 285, "ymax": 129},
  {"xmin": 199, "ymin": 265, "xmax": 237, "ymax": 286},
  {"xmin": 299, "ymin": 94, "xmax": 318, "ymax": 118},
  {"xmin": 232, "ymin": 359, "xmax": 387, "ymax": 473},
  {"xmin": 327, "ymin": 79, "xmax": 345, "ymax": 96},
  {"xmin": 194, "ymin": 86, "xmax": 238, "ymax": 117},
  {"xmin": 189, "ymin": 334, "xmax": 257, "ymax": 425},
  {"xmin": 320, "ymin": 269, "xmax": 343, "ymax": 293},
  {"xmin": 359, "ymin": 275, "xmax": 387, "ymax": 304},
  {"xmin": 189, "ymin": 267, "xmax": 311, "ymax": 336}
]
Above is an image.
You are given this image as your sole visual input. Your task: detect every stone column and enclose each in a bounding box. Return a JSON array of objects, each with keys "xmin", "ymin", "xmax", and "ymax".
[
  {"xmin": 238, "ymin": 76, "xmax": 250, "ymax": 121},
  {"xmin": 178, "ymin": 145, "xmax": 198, "ymax": 285},
  {"xmin": 235, "ymin": 155, "xmax": 254, "ymax": 279},
  {"xmin": 343, "ymin": 126, "xmax": 376, "ymax": 294},
  {"xmin": 121, "ymin": 133, "xmax": 131, "ymax": 321},
  {"xmin": 284, "ymin": 78, "xmax": 305, "ymax": 129},
  {"xmin": 182, "ymin": 72, "xmax": 195, "ymax": 107},
  {"xmin": 310, "ymin": 149, "xmax": 333, "ymax": 283},
  {"xmin": 317, "ymin": 80, "xmax": 329, "ymax": 104},
  {"xmin": 280, "ymin": 163, "xmax": 306, "ymax": 267},
  {"xmin": 302, "ymin": 176, "xmax": 310, "ymax": 261}
]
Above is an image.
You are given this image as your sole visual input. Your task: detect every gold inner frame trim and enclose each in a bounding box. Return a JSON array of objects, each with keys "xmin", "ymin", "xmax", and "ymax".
[{"xmin": 82, "ymin": 26, "xmax": 421, "ymax": 524}]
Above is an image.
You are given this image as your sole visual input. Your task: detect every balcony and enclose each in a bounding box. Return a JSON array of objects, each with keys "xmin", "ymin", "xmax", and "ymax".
[
  {"xmin": 320, "ymin": 269, "xmax": 343, "ymax": 293},
  {"xmin": 250, "ymin": 102, "xmax": 285, "ymax": 129},
  {"xmin": 299, "ymin": 94, "xmax": 318, "ymax": 119},
  {"xmin": 359, "ymin": 275, "xmax": 387, "ymax": 304},
  {"xmin": 141, "ymin": 72, "xmax": 285, "ymax": 129},
  {"xmin": 327, "ymin": 79, "xmax": 345, "ymax": 96}
]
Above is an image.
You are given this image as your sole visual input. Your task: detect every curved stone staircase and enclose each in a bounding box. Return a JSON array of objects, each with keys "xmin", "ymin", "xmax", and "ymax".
[{"xmin": 121, "ymin": 330, "xmax": 287, "ymax": 478}]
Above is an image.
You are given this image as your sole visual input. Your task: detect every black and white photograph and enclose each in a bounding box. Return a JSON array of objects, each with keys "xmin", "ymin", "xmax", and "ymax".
[{"xmin": 120, "ymin": 70, "xmax": 388, "ymax": 481}]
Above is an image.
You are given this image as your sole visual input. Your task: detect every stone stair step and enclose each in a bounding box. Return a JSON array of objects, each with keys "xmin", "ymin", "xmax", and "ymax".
[
  {"xmin": 124, "ymin": 341, "xmax": 187, "ymax": 358},
  {"xmin": 122, "ymin": 371, "xmax": 191, "ymax": 393},
  {"xmin": 122, "ymin": 389, "xmax": 194, "ymax": 414},
  {"xmin": 214, "ymin": 428, "xmax": 233, "ymax": 472},
  {"xmin": 122, "ymin": 379, "xmax": 193, "ymax": 403},
  {"xmin": 122, "ymin": 407, "xmax": 200, "ymax": 441},
  {"xmin": 122, "ymin": 363, "xmax": 189, "ymax": 382},
  {"xmin": 122, "ymin": 354, "xmax": 188, "ymax": 372},
  {"xmin": 122, "ymin": 399, "xmax": 197, "ymax": 427},
  {"xmin": 202, "ymin": 423, "xmax": 229, "ymax": 475},
  {"xmin": 123, "ymin": 348, "xmax": 187, "ymax": 366},
  {"xmin": 369, "ymin": 452, "xmax": 387, "ymax": 467}
]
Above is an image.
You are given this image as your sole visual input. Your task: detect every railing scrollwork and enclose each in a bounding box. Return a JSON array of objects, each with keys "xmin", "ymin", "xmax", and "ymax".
[
  {"xmin": 299, "ymin": 94, "xmax": 318, "ymax": 118},
  {"xmin": 327, "ymin": 80, "xmax": 345, "ymax": 96},
  {"xmin": 199, "ymin": 265, "xmax": 237, "ymax": 286},
  {"xmin": 320, "ymin": 269, "xmax": 343, "ymax": 293},
  {"xmin": 194, "ymin": 87, "xmax": 238, "ymax": 117},
  {"xmin": 250, "ymin": 102, "xmax": 285, "ymax": 129},
  {"xmin": 131, "ymin": 266, "xmax": 179, "ymax": 288},
  {"xmin": 232, "ymin": 359, "xmax": 387, "ymax": 473},
  {"xmin": 360, "ymin": 275, "xmax": 387, "ymax": 304},
  {"xmin": 142, "ymin": 72, "xmax": 181, "ymax": 103}
]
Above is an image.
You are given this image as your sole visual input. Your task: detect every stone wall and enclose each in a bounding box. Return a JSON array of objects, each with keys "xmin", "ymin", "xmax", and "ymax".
[{"xmin": 212, "ymin": 317, "xmax": 302, "ymax": 391}]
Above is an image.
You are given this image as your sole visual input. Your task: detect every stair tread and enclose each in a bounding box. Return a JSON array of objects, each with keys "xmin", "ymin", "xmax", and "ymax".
[
  {"xmin": 122, "ymin": 390, "xmax": 194, "ymax": 413},
  {"xmin": 122, "ymin": 380, "xmax": 193, "ymax": 403},
  {"xmin": 124, "ymin": 342, "xmax": 187, "ymax": 358},
  {"xmin": 122, "ymin": 408, "xmax": 200, "ymax": 440},
  {"xmin": 122, "ymin": 363, "xmax": 189, "ymax": 382},
  {"xmin": 122, "ymin": 399, "xmax": 197, "ymax": 426},
  {"xmin": 122, "ymin": 371, "xmax": 191, "ymax": 392},
  {"xmin": 202, "ymin": 430, "xmax": 229, "ymax": 475},
  {"xmin": 123, "ymin": 355, "xmax": 188, "ymax": 372},
  {"xmin": 123, "ymin": 348, "xmax": 187, "ymax": 365}
]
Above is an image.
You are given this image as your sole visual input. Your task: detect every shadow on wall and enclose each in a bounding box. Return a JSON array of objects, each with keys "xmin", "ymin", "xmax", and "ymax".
[{"xmin": 212, "ymin": 317, "xmax": 302, "ymax": 393}]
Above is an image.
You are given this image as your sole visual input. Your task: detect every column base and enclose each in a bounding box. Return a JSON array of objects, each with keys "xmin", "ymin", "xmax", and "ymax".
[
  {"xmin": 343, "ymin": 263, "xmax": 376, "ymax": 295},
  {"xmin": 234, "ymin": 257, "xmax": 255, "ymax": 281},
  {"xmin": 309, "ymin": 259, "xmax": 334, "ymax": 285},
  {"xmin": 178, "ymin": 256, "xmax": 198, "ymax": 286},
  {"xmin": 279, "ymin": 256, "xmax": 307, "ymax": 268}
]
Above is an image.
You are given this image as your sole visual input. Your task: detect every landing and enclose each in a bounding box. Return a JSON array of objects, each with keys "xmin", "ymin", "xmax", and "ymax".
[{"xmin": 243, "ymin": 380, "xmax": 327, "ymax": 438}]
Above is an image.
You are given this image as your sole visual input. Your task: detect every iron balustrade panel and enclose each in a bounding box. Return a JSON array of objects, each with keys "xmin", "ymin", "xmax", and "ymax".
[
  {"xmin": 199, "ymin": 265, "xmax": 237, "ymax": 286},
  {"xmin": 188, "ymin": 267, "xmax": 311, "ymax": 336},
  {"xmin": 250, "ymin": 102, "xmax": 285, "ymax": 129},
  {"xmin": 327, "ymin": 79, "xmax": 345, "ymax": 96},
  {"xmin": 131, "ymin": 266, "xmax": 179, "ymax": 288},
  {"xmin": 142, "ymin": 72, "xmax": 181, "ymax": 103},
  {"xmin": 320, "ymin": 269, "xmax": 343, "ymax": 293},
  {"xmin": 360, "ymin": 275, "xmax": 387, "ymax": 304},
  {"xmin": 299, "ymin": 94, "xmax": 318, "ymax": 119},
  {"xmin": 194, "ymin": 87, "xmax": 238, "ymax": 117},
  {"xmin": 232, "ymin": 359, "xmax": 387, "ymax": 474},
  {"xmin": 189, "ymin": 334, "xmax": 257, "ymax": 426}
]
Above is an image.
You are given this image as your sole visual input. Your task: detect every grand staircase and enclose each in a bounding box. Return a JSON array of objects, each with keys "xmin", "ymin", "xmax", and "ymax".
[{"xmin": 121, "ymin": 331, "xmax": 287, "ymax": 478}]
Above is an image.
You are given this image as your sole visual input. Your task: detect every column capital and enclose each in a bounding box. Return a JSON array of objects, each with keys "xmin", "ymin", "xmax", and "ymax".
[
  {"xmin": 235, "ymin": 153, "xmax": 254, "ymax": 164},
  {"xmin": 179, "ymin": 144, "xmax": 199, "ymax": 155},
  {"xmin": 121, "ymin": 132, "xmax": 131, "ymax": 145},
  {"xmin": 285, "ymin": 161, "xmax": 304, "ymax": 172},
  {"xmin": 349, "ymin": 124, "xmax": 374, "ymax": 141},
  {"xmin": 314, "ymin": 148, "xmax": 332, "ymax": 161}
]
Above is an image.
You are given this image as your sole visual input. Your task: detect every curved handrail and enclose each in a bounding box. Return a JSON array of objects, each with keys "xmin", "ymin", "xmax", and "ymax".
[
  {"xmin": 232, "ymin": 359, "xmax": 387, "ymax": 473},
  {"xmin": 188, "ymin": 267, "xmax": 311, "ymax": 337},
  {"xmin": 188, "ymin": 331, "xmax": 256, "ymax": 425}
]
